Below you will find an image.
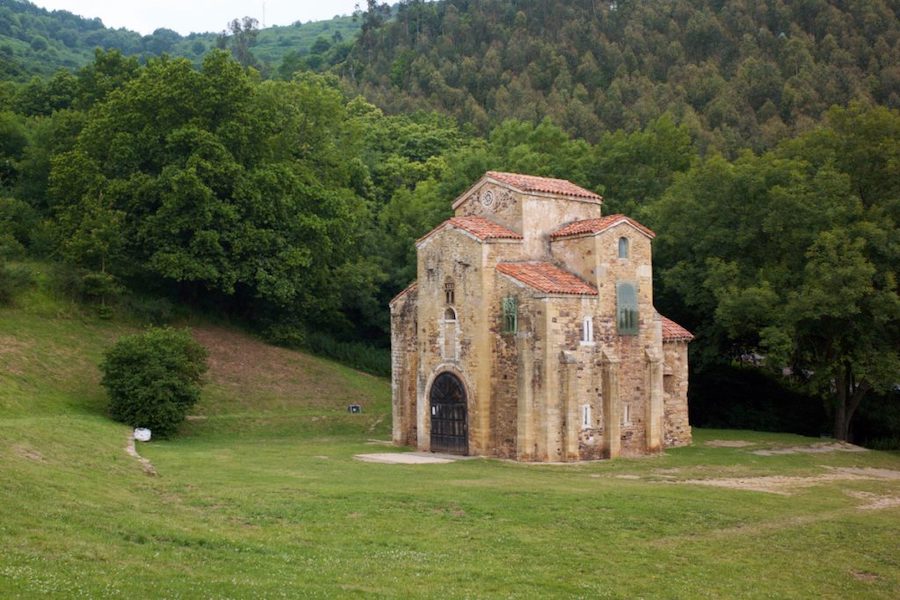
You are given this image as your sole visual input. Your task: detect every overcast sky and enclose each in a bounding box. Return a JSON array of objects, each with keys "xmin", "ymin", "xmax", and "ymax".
[{"xmin": 32, "ymin": 1, "xmax": 362, "ymax": 35}]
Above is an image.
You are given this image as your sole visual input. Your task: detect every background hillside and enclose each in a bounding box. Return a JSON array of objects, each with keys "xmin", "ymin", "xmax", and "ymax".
[
  {"xmin": 344, "ymin": 0, "xmax": 900, "ymax": 153},
  {"xmin": 0, "ymin": 0, "xmax": 359, "ymax": 79}
]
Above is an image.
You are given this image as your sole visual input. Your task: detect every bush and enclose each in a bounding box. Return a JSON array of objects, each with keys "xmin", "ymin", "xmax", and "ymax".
[{"xmin": 101, "ymin": 327, "xmax": 208, "ymax": 438}]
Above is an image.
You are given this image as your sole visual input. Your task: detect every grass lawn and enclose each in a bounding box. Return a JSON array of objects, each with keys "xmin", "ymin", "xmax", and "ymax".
[{"xmin": 1, "ymin": 282, "xmax": 898, "ymax": 598}]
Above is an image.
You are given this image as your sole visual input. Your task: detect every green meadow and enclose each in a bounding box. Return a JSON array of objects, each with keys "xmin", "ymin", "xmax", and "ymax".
[{"xmin": 1, "ymin": 281, "xmax": 898, "ymax": 598}]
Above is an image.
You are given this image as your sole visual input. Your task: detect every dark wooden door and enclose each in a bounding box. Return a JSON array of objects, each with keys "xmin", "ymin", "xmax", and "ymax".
[{"xmin": 429, "ymin": 372, "xmax": 468, "ymax": 455}]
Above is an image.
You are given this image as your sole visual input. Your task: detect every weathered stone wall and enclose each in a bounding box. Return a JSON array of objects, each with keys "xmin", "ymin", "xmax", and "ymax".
[
  {"xmin": 390, "ymin": 285, "xmax": 418, "ymax": 446},
  {"xmin": 663, "ymin": 340, "xmax": 692, "ymax": 447},
  {"xmin": 521, "ymin": 196, "xmax": 601, "ymax": 259},
  {"xmin": 490, "ymin": 276, "xmax": 525, "ymax": 458},
  {"xmin": 548, "ymin": 235, "xmax": 598, "ymax": 288},
  {"xmin": 455, "ymin": 182, "xmax": 523, "ymax": 235},
  {"xmin": 416, "ymin": 227, "xmax": 487, "ymax": 454}
]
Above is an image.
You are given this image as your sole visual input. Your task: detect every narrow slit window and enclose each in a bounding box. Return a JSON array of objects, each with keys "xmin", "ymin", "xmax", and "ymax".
[
  {"xmin": 502, "ymin": 296, "xmax": 518, "ymax": 334},
  {"xmin": 618, "ymin": 237, "xmax": 629, "ymax": 259},
  {"xmin": 616, "ymin": 282, "xmax": 638, "ymax": 335},
  {"xmin": 582, "ymin": 316, "xmax": 594, "ymax": 343},
  {"xmin": 444, "ymin": 279, "xmax": 455, "ymax": 305},
  {"xmin": 582, "ymin": 404, "xmax": 591, "ymax": 429},
  {"xmin": 623, "ymin": 404, "xmax": 631, "ymax": 426}
]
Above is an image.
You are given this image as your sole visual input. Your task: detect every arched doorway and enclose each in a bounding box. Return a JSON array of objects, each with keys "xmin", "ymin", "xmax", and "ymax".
[{"xmin": 429, "ymin": 372, "xmax": 468, "ymax": 454}]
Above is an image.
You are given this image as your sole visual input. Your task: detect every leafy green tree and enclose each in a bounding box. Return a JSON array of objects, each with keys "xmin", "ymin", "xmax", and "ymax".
[
  {"xmin": 0, "ymin": 110, "xmax": 27, "ymax": 189},
  {"xmin": 652, "ymin": 106, "xmax": 899, "ymax": 441},
  {"xmin": 101, "ymin": 327, "xmax": 208, "ymax": 437},
  {"xmin": 218, "ymin": 17, "xmax": 260, "ymax": 69},
  {"xmin": 591, "ymin": 114, "xmax": 695, "ymax": 215},
  {"xmin": 48, "ymin": 51, "xmax": 368, "ymax": 326}
]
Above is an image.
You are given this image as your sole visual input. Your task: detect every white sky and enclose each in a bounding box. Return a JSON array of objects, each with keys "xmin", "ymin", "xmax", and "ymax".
[{"xmin": 31, "ymin": 1, "xmax": 363, "ymax": 35}]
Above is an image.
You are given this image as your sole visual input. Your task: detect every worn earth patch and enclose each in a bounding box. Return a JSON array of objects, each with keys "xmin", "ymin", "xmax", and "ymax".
[
  {"xmin": 674, "ymin": 467, "xmax": 900, "ymax": 496},
  {"xmin": 846, "ymin": 491, "xmax": 900, "ymax": 510},
  {"xmin": 0, "ymin": 334, "xmax": 30, "ymax": 376},
  {"xmin": 12, "ymin": 444, "xmax": 45, "ymax": 462},
  {"xmin": 705, "ymin": 440, "xmax": 756, "ymax": 448},
  {"xmin": 752, "ymin": 442, "xmax": 867, "ymax": 456}
]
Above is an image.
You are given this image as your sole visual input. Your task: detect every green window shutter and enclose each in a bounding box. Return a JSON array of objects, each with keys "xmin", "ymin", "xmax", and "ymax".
[
  {"xmin": 616, "ymin": 282, "xmax": 638, "ymax": 335},
  {"xmin": 502, "ymin": 296, "xmax": 518, "ymax": 334}
]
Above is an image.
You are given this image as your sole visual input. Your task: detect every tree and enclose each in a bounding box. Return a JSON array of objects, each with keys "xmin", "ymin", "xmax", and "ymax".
[
  {"xmin": 48, "ymin": 51, "xmax": 369, "ymax": 327},
  {"xmin": 101, "ymin": 327, "xmax": 208, "ymax": 437},
  {"xmin": 651, "ymin": 106, "xmax": 899, "ymax": 441},
  {"xmin": 219, "ymin": 17, "xmax": 260, "ymax": 69}
]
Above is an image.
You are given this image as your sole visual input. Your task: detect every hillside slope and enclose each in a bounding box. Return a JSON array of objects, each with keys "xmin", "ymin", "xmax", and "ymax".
[
  {"xmin": 0, "ymin": 0, "xmax": 359, "ymax": 79},
  {"xmin": 1, "ymin": 275, "xmax": 899, "ymax": 596},
  {"xmin": 345, "ymin": 0, "xmax": 900, "ymax": 153}
]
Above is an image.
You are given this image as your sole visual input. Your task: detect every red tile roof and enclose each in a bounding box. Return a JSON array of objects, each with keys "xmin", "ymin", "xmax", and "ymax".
[
  {"xmin": 389, "ymin": 281, "xmax": 418, "ymax": 306},
  {"xmin": 496, "ymin": 262, "xmax": 598, "ymax": 295},
  {"xmin": 450, "ymin": 216, "xmax": 522, "ymax": 240},
  {"xmin": 417, "ymin": 216, "xmax": 522, "ymax": 245},
  {"xmin": 485, "ymin": 171, "xmax": 602, "ymax": 202},
  {"xmin": 551, "ymin": 214, "xmax": 656, "ymax": 240},
  {"xmin": 661, "ymin": 316, "xmax": 694, "ymax": 342}
]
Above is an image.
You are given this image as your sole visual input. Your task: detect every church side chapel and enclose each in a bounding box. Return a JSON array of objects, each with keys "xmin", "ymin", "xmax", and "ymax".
[{"xmin": 390, "ymin": 171, "xmax": 693, "ymax": 461}]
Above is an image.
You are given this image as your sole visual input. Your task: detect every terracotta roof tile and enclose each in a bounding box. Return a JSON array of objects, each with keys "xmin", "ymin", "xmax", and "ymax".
[
  {"xmin": 486, "ymin": 171, "xmax": 602, "ymax": 201},
  {"xmin": 389, "ymin": 281, "xmax": 418, "ymax": 306},
  {"xmin": 496, "ymin": 262, "xmax": 598, "ymax": 295},
  {"xmin": 661, "ymin": 316, "xmax": 694, "ymax": 342},
  {"xmin": 449, "ymin": 216, "xmax": 522, "ymax": 240},
  {"xmin": 551, "ymin": 214, "xmax": 656, "ymax": 239},
  {"xmin": 417, "ymin": 216, "xmax": 522, "ymax": 245}
]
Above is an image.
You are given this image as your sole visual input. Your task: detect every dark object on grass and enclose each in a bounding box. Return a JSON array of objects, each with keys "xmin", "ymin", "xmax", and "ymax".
[{"xmin": 348, "ymin": 404, "xmax": 362, "ymax": 414}]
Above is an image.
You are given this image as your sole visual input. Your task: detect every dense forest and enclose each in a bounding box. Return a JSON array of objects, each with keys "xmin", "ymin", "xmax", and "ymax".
[
  {"xmin": 346, "ymin": 0, "xmax": 900, "ymax": 154},
  {"xmin": 0, "ymin": 0, "xmax": 897, "ymax": 445}
]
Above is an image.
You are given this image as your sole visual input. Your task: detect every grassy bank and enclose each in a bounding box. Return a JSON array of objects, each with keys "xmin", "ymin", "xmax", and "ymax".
[{"xmin": 1, "ymin": 284, "xmax": 898, "ymax": 598}]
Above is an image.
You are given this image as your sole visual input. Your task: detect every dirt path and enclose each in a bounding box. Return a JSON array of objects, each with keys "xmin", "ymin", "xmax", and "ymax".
[{"xmin": 125, "ymin": 433, "xmax": 157, "ymax": 476}]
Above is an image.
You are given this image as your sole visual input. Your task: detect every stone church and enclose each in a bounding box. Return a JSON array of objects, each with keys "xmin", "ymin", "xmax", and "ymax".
[{"xmin": 390, "ymin": 171, "xmax": 693, "ymax": 461}]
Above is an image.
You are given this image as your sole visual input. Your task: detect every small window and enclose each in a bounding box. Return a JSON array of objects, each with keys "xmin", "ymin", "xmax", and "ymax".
[
  {"xmin": 444, "ymin": 307, "xmax": 457, "ymax": 321},
  {"xmin": 618, "ymin": 237, "xmax": 629, "ymax": 259},
  {"xmin": 582, "ymin": 404, "xmax": 591, "ymax": 429},
  {"xmin": 616, "ymin": 282, "xmax": 638, "ymax": 335},
  {"xmin": 502, "ymin": 296, "xmax": 517, "ymax": 334},
  {"xmin": 623, "ymin": 404, "xmax": 632, "ymax": 426},
  {"xmin": 444, "ymin": 279, "xmax": 455, "ymax": 305},
  {"xmin": 581, "ymin": 316, "xmax": 594, "ymax": 343}
]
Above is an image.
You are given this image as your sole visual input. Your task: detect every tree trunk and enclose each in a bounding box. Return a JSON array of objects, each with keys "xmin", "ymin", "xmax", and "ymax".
[
  {"xmin": 831, "ymin": 364, "xmax": 871, "ymax": 442},
  {"xmin": 833, "ymin": 366, "xmax": 849, "ymax": 441}
]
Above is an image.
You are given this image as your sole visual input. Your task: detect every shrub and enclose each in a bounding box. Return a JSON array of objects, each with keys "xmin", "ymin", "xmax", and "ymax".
[{"xmin": 101, "ymin": 327, "xmax": 208, "ymax": 438}]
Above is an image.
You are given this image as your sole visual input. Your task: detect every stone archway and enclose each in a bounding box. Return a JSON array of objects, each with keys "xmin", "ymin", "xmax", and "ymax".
[{"xmin": 429, "ymin": 371, "xmax": 468, "ymax": 455}]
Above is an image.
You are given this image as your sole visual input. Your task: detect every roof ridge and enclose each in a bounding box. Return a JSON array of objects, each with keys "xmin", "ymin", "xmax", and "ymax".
[
  {"xmin": 551, "ymin": 214, "xmax": 656, "ymax": 239},
  {"xmin": 417, "ymin": 215, "xmax": 522, "ymax": 245},
  {"xmin": 659, "ymin": 314, "xmax": 694, "ymax": 342},
  {"xmin": 483, "ymin": 171, "xmax": 602, "ymax": 201}
]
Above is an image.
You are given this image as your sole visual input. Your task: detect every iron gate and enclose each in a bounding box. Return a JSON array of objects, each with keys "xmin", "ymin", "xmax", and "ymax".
[{"xmin": 429, "ymin": 372, "xmax": 468, "ymax": 455}]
